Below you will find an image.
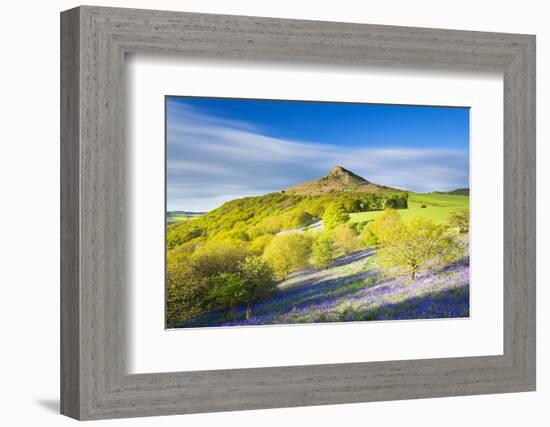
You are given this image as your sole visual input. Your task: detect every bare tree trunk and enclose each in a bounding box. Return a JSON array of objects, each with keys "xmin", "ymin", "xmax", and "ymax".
[{"xmin": 245, "ymin": 303, "xmax": 254, "ymax": 320}]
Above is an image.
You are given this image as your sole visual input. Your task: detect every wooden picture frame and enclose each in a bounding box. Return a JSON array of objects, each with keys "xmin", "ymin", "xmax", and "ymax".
[{"xmin": 60, "ymin": 5, "xmax": 536, "ymax": 420}]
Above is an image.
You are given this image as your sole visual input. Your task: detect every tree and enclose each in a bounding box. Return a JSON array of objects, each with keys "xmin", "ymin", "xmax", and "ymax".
[
  {"xmin": 240, "ymin": 256, "xmax": 275, "ymax": 319},
  {"xmin": 166, "ymin": 260, "xmax": 209, "ymax": 327},
  {"xmin": 360, "ymin": 225, "xmax": 378, "ymax": 248},
  {"xmin": 332, "ymin": 224, "xmax": 361, "ymax": 255},
  {"xmin": 323, "ymin": 202, "xmax": 350, "ymax": 230},
  {"xmin": 360, "ymin": 208, "xmax": 402, "ymax": 247},
  {"xmin": 385, "ymin": 193, "xmax": 408, "ymax": 209},
  {"xmin": 167, "ymin": 242, "xmax": 196, "ymax": 264},
  {"xmin": 448, "ymin": 208, "xmax": 470, "ymax": 233},
  {"xmin": 259, "ymin": 215, "xmax": 284, "ymax": 234},
  {"xmin": 312, "ymin": 234, "xmax": 335, "ymax": 268},
  {"xmin": 206, "ymin": 272, "xmax": 247, "ymax": 321},
  {"xmin": 211, "ymin": 228, "xmax": 249, "ymax": 243},
  {"xmin": 263, "ymin": 233, "xmax": 312, "ymax": 279},
  {"xmin": 284, "ymin": 209, "xmax": 314, "ymax": 229},
  {"xmin": 191, "ymin": 241, "xmax": 248, "ymax": 278},
  {"xmin": 376, "ymin": 217, "xmax": 464, "ymax": 280},
  {"xmin": 248, "ymin": 234, "xmax": 274, "ymax": 256}
]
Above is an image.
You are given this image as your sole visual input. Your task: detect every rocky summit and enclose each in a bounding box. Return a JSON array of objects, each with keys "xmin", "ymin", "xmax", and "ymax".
[{"xmin": 284, "ymin": 166, "xmax": 396, "ymax": 195}]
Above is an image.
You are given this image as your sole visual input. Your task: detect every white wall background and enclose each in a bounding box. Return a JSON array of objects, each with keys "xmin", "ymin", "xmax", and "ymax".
[{"xmin": 0, "ymin": 1, "xmax": 546, "ymax": 425}]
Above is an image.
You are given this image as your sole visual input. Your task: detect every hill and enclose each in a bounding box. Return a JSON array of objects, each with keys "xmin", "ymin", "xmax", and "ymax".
[
  {"xmin": 433, "ymin": 188, "xmax": 469, "ymax": 196},
  {"xmin": 166, "ymin": 168, "xmax": 469, "ymax": 327},
  {"xmin": 166, "ymin": 167, "xmax": 409, "ymax": 250},
  {"xmin": 166, "ymin": 211, "xmax": 206, "ymax": 224},
  {"xmin": 284, "ymin": 166, "xmax": 398, "ymax": 195},
  {"xmin": 349, "ymin": 192, "xmax": 469, "ymax": 225}
]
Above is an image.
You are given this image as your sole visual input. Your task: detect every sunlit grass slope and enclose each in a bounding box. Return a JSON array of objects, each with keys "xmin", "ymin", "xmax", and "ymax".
[
  {"xmin": 348, "ymin": 193, "xmax": 469, "ymax": 225},
  {"xmin": 166, "ymin": 212, "xmax": 205, "ymax": 225}
]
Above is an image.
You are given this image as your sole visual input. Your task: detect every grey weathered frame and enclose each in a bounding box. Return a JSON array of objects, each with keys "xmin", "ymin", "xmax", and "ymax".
[{"xmin": 60, "ymin": 5, "xmax": 536, "ymax": 421}]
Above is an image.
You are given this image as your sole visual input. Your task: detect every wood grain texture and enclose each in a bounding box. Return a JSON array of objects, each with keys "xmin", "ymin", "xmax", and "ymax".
[
  {"xmin": 60, "ymin": 5, "xmax": 536, "ymax": 420},
  {"xmin": 60, "ymin": 7, "xmax": 80, "ymax": 419}
]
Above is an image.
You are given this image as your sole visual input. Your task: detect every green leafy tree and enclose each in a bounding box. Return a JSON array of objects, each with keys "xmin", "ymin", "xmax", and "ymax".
[
  {"xmin": 246, "ymin": 225, "xmax": 267, "ymax": 240},
  {"xmin": 312, "ymin": 234, "xmax": 335, "ymax": 268},
  {"xmin": 377, "ymin": 217, "xmax": 464, "ymax": 280},
  {"xmin": 360, "ymin": 208, "xmax": 402, "ymax": 247},
  {"xmin": 332, "ymin": 224, "xmax": 361, "ymax": 255},
  {"xmin": 248, "ymin": 234, "xmax": 274, "ymax": 256},
  {"xmin": 240, "ymin": 256, "xmax": 275, "ymax": 319},
  {"xmin": 302, "ymin": 197, "xmax": 325, "ymax": 218},
  {"xmin": 448, "ymin": 208, "xmax": 470, "ymax": 233},
  {"xmin": 259, "ymin": 215, "xmax": 284, "ymax": 234},
  {"xmin": 166, "ymin": 241, "xmax": 248, "ymax": 326},
  {"xmin": 382, "ymin": 192, "xmax": 408, "ymax": 209},
  {"xmin": 166, "ymin": 261, "xmax": 209, "ymax": 327},
  {"xmin": 263, "ymin": 233, "xmax": 312, "ymax": 279},
  {"xmin": 323, "ymin": 202, "xmax": 350, "ymax": 230},
  {"xmin": 206, "ymin": 272, "xmax": 247, "ymax": 321},
  {"xmin": 283, "ymin": 209, "xmax": 314, "ymax": 229},
  {"xmin": 211, "ymin": 228, "xmax": 249, "ymax": 243},
  {"xmin": 191, "ymin": 241, "xmax": 248, "ymax": 278},
  {"xmin": 360, "ymin": 224, "xmax": 379, "ymax": 248}
]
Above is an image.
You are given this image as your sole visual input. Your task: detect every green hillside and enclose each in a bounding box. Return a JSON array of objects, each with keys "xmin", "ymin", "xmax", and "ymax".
[
  {"xmin": 349, "ymin": 193, "xmax": 468, "ymax": 225},
  {"xmin": 433, "ymin": 188, "xmax": 469, "ymax": 196},
  {"xmin": 167, "ymin": 190, "xmax": 408, "ymax": 250},
  {"xmin": 166, "ymin": 167, "xmax": 470, "ymax": 327},
  {"xmin": 166, "ymin": 211, "xmax": 205, "ymax": 224},
  {"xmin": 167, "ymin": 167, "xmax": 410, "ymax": 250}
]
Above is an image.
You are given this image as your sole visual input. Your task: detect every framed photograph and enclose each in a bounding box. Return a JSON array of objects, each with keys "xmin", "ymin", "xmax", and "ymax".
[
  {"xmin": 164, "ymin": 97, "xmax": 471, "ymax": 329},
  {"xmin": 61, "ymin": 6, "xmax": 536, "ymax": 420}
]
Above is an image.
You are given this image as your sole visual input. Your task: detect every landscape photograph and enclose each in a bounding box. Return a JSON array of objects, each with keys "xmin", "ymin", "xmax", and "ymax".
[{"xmin": 165, "ymin": 96, "xmax": 470, "ymax": 328}]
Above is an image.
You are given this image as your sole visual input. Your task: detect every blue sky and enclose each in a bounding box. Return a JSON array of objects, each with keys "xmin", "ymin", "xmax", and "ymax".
[{"xmin": 166, "ymin": 96, "xmax": 469, "ymax": 211}]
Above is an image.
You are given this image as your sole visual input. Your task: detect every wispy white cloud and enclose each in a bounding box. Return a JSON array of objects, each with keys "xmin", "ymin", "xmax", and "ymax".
[{"xmin": 167, "ymin": 102, "xmax": 468, "ymax": 211}]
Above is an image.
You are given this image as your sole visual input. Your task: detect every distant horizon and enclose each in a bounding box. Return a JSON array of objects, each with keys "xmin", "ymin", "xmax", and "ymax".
[{"xmin": 167, "ymin": 97, "xmax": 469, "ymax": 211}]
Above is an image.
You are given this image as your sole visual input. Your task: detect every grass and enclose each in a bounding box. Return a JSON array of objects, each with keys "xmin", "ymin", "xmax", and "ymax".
[
  {"xmin": 166, "ymin": 212, "xmax": 205, "ymax": 224},
  {"xmin": 177, "ymin": 248, "xmax": 469, "ymax": 328},
  {"xmin": 348, "ymin": 193, "xmax": 469, "ymax": 225}
]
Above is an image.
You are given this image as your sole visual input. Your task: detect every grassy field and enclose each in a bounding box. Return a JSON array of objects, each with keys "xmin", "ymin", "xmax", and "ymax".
[
  {"xmin": 349, "ymin": 193, "xmax": 469, "ymax": 225},
  {"xmin": 166, "ymin": 211, "xmax": 205, "ymax": 225}
]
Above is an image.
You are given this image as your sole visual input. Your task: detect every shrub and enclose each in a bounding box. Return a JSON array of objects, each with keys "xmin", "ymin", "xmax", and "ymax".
[
  {"xmin": 211, "ymin": 228, "xmax": 249, "ymax": 243},
  {"xmin": 166, "ymin": 242, "xmax": 196, "ymax": 264},
  {"xmin": 360, "ymin": 224, "xmax": 379, "ymax": 248},
  {"xmin": 448, "ymin": 208, "xmax": 470, "ymax": 233},
  {"xmin": 240, "ymin": 256, "xmax": 276, "ymax": 319},
  {"xmin": 280, "ymin": 209, "xmax": 314, "ymax": 229},
  {"xmin": 385, "ymin": 193, "xmax": 408, "ymax": 209},
  {"xmin": 248, "ymin": 234, "xmax": 274, "ymax": 256},
  {"xmin": 421, "ymin": 204, "xmax": 427, "ymax": 208},
  {"xmin": 332, "ymin": 224, "xmax": 361, "ymax": 255},
  {"xmin": 376, "ymin": 217, "xmax": 464, "ymax": 280},
  {"xmin": 166, "ymin": 225, "xmax": 203, "ymax": 249},
  {"xmin": 350, "ymin": 220, "xmax": 369, "ymax": 234},
  {"xmin": 360, "ymin": 209, "xmax": 402, "ymax": 247},
  {"xmin": 166, "ymin": 241, "xmax": 249, "ymax": 326},
  {"xmin": 246, "ymin": 225, "xmax": 267, "ymax": 240},
  {"xmin": 259, "ymin": 215, "xmax": 284, "ymax": 234},
  {"xmin": 323, "ymin": 202, "xmax": 350, "ymax": 230},
  {"xmin": 263, "ymin": 233, "xmax": 312, "ymax": 279},
  {"xmin": 206, "ymin": 272, "xmax": 247, "ymax": 321},
  {"xmin": 191, "ymin": 241, "xmax": 248, "ymax": 278},
  {"xmin": 312, "ymin": 234, "xmax": 335, "ymax": 268},
  {"xmin": 166, "ymin": 261, "xmax": 209, "ymax": 327}
]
